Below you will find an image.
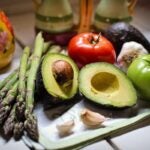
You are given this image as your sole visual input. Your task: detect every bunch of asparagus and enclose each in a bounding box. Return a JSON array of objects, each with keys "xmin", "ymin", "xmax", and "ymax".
[{"xmin": 0, "ymin": 32, "xmax": 61, "ymax": 141}]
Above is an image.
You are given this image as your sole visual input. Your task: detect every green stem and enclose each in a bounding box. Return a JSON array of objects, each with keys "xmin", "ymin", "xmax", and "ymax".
[
  {"xmin": 14, "ymin": 121, "xmax": 24, "ymax": 140},
  {"xmin": 18, "ymin": 46, "xmax": 30, "ymax": 101},
  {"xmin": 3, "ymin": 104, "xmax": 16, "ymax": 135},
  {"xmin": 1, "ymin": 82, "xmax": 18, "ymax": 106},
  {"xmin": 15, "ymin": 47, "xmax": 30, "ymax": 121},
  {"xmin": 25, "ymin": 32, "xmax": 44, "ymax": 141},
  {"xmin": 0, "ymin": 69, "xmax": 18, "ymax": 90},
  {"xmin": 0, "ymin": 72, "xmax": 18, "ymax": 98},
  {"xmin": 47, "ymin": 45, "xmax": 62, "ymax": 54},
  {"xmin": 42, "ymin": 41, "xmax": 53, "ymax": 54},
  {"xmin": 0, "ymin": 82, "xmax": 18, "ymax": 124},
  {"xmin": 26, "ymin": 32, "xmax": 44, "ymax": 111}
]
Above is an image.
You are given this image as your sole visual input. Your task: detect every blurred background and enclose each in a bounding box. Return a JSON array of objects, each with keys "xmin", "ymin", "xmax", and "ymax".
[{"xmin": 0, "ymin": 0, "xmax": 150, "ymax": 42}]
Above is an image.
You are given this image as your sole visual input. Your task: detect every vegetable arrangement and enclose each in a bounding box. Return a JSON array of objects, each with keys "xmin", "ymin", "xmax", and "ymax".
[
  {"xmin": 127, "ymin": 55, "xmax": 150, "ymax": 100},
  {"xmin": 0, "ymin": 21, "xmax": 150, "ymax": 146},
  {"xmin": 0, "ymin": 33, "xmax": 57, "ymax": 141}
]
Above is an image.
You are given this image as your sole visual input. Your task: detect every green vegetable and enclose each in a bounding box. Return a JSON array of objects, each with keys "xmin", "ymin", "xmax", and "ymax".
[
  {"xmin": 3, "ymin": 104, "xmax": 16, "ymax": 136},
  {"xmin": 14, "ymin": 121, "xmax": 24, "ymax": 140},
  {"xmin": 0, "ymin": 72, "xmax": 18, "ymax": 98},
  {"xmin": 26, "ymin": 32, "xmax": 44, "ymax": 110},
  {"xmin": 0, "ymin": 69, "xmax": 18, "ymax": 91},
  {"xmin": 41, "ymin": 53, "xmax": 79, "ymax": 101},
  {"xmin": 16, "ymin": 46, "xmax": 30, "ymax": 121},
  {"xmin": 79, "ymin": 62, "xmax": 137, "ymax": 108},
  {"xmin": 25, "ymin": 32, "xmax": 44, "ymax": 141},
  {"xmin": 14, "ymin": 46, "xmax": 30, "ymax": 140},
  {"xmin": 127, "ymin": 54, "xmax": 150, "ymax": 100},
  {"xmin": 0, "ymin": 82, "xmax": 18, "ymax": 124}
]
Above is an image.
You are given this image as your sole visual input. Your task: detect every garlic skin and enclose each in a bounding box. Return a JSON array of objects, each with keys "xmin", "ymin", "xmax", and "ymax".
[
  {"xmin": 80, "ymin": 109, "xmax": 106, "ymax": 128},
  {"xmin": 117, "ymin": 41, "xmax": 148, "ymax": 72},
  {"xmin": 56, "ymin": 120, "xmax": 75, "ymax": 136}
]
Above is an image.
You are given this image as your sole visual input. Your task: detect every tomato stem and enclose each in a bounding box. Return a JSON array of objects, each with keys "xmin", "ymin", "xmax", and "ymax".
[
  {"xmin": 90, "ymin": 32, "xmax": 101, "ymax": 45},
  {"xmin": 95, "ymin": 32, "xmax": 101, "ymax": 43}
]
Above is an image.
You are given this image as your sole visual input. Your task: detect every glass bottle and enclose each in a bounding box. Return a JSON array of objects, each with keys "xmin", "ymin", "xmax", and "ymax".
[
  {"xmin": 94, "ymin": 0, "xmax": 137, "ymax": 31},
  {"xmin": 33, "ymin": 0, "xmax": 75, "ymax": 46}
]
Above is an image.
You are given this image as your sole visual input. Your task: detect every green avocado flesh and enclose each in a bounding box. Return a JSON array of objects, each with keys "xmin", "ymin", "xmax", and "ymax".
[
  {"xmin": 79, "ymin": 62, "xmax": 137, "ymax": 108},
  {"xmin": 41, "ymin": 53, "xmax": 79, "ymax": 99}
]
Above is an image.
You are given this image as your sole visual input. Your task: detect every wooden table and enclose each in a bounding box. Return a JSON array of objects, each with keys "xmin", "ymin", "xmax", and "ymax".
[{"xmin": 0, "ymin": 0, "xmax": 150, "ymax": 150}]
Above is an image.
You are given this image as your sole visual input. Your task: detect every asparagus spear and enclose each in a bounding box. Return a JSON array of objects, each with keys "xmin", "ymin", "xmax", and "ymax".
[
  {"xmin": 3, "ymin": 104, "xmax": 16, "ymax": 136},
  {"xmin": 0, "ymin": 82, "xmax": 18, "ymax": 106},
  {"xmin": 47, "ymin": 45, "xmax": 62, "ymax": 54},
  {"xmin": 3, "ymin": 103, "xmax": 24, "ymax": 140},
  {"xmin": 0, "ymin": 69, "xmax": 18, "ymax": 91},
  {"xmin": 0, "ymin": 82, "xmax": 18, "ymax": 124},
  {"xmin": 13, "ymin": 47, "xmax": 30, "ymax": 140},
  {"xmin": 42, "ymin": 41, "xmax": 53, "ymax": 55},
  {"xmin": 13, "ymin": 122, "xmax": 24, "ymax": 140},
  {"xmin": 15, "ymin": 47, "xmax": 30, "ymax": 121},
  {"xmin": 0, "ymin": 106, "xmax": 11, "ymax": 125},
  {"xmin": 24, "ymin": 32, "xmax": 44, "ymax": 141},
  {"xmin": 0, "ymin": 72, "xmax": 18, "ymax": 99},
  {"xmin": 24, "ymin": 112, "xmax": 38, "ymax": 141}
]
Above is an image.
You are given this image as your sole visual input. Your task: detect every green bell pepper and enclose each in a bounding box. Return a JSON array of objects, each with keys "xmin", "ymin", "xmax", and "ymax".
[{"xmin": 127, "ymin": 54, "xmax": 150, "ymax": 101}]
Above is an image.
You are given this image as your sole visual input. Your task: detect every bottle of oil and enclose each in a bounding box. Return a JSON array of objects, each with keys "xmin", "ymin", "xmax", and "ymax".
[
  {"xmin": 93, "ymin": 0, "xmax": 137, "ymax": 31},
  {"xmin": 33, "ymin": 0, "xmax": 76, "ymax": 46}
]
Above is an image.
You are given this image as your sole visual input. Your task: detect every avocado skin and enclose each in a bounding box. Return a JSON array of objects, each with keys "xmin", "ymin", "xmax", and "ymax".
[
  {"xmin": 35, "ymin": 66, "xmax": 63, "ymax": 104},
  {"xmin": 83, "ymin": 97, "xmax": 138, "ymax": 118},
  {"xmin": 104, "ymin": 22, "xmax": 150, "ymax": 55},
  {"xmin": 35, "ymin": 64, "xmax": 80, "ymax": 105}
]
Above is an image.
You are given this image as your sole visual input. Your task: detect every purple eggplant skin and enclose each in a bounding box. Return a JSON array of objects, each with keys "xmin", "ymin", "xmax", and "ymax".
[{"xmin": 104, "ymin": 22, "xmax": 150, "ymax": 56}]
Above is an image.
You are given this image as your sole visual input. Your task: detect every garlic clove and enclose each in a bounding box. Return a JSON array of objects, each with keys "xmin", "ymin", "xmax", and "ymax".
[
  {"xmin": 80, "ymin": 109, "xmax": 106, "ymax": 128},
  {"xmin": 56, "ymin": 120, "xmax": 75, "ymax": 136}
]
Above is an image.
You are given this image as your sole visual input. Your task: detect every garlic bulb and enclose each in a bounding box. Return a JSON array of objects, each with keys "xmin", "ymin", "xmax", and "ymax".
[
  {"xmin": 80, "ymin": 109, "xmax": 106, "ymax": 128},
  {"xmin": 117, "ymin": 41, "xmax": 148, "ymax": 72},
  {"xmin": 56, "ymin": 120, "xmax": 75, "ymax": 136}
]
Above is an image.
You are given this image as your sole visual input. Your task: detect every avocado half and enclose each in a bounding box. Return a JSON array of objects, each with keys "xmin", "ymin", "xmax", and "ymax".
[
  {"xmin": 41, "ymin": 53, "xmax": 79, "ymax": 100},
  {"xmin": 79, "ymin": 62, "xmax": 137, "ymax": 108}
]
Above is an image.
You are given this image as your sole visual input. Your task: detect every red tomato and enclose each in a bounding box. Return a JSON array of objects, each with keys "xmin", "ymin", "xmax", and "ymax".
[{"xmin": 68, "ymin": 33, "xmax": 116, "ymax": 67}]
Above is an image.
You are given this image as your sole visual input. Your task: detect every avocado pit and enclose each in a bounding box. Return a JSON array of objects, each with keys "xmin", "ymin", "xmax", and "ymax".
[{"xmin": 52, "ymin": 60, "xmax": 74, "ymax": 85}]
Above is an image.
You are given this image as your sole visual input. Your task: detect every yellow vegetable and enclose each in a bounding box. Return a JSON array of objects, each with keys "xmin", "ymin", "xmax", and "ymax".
[{"xmin": 0, "ymin": 11, "xmax": 15, "ymax": 69}]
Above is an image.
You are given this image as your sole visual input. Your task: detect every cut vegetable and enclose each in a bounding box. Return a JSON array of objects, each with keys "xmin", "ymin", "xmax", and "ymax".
[
  {"xmin": 41, "ymin": 53, "xmax": 79, "ymax": 100},
  {"xmin": 79, "ymin": 62, "xmax": 137, "ymax": 108}
]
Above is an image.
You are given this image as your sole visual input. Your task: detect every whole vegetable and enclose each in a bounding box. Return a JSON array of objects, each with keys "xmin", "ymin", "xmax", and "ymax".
[
  {"xmin": 117, "ymin": 41, "xmax": 148, "ymax": 72},
  {"xmin": 0, "ymin": 11, "xmax": 15, "ymax": 69},
  {"xmin": 68, "ymin": 33, "xmax": 116, "ymax": 68},
  {"xmin": 127, "ymin": 55, "xmax": 150, "ymax": 100},
  {"xmin": 104, "ymin": 22, "xmax": 150, "ymax": 55}
]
